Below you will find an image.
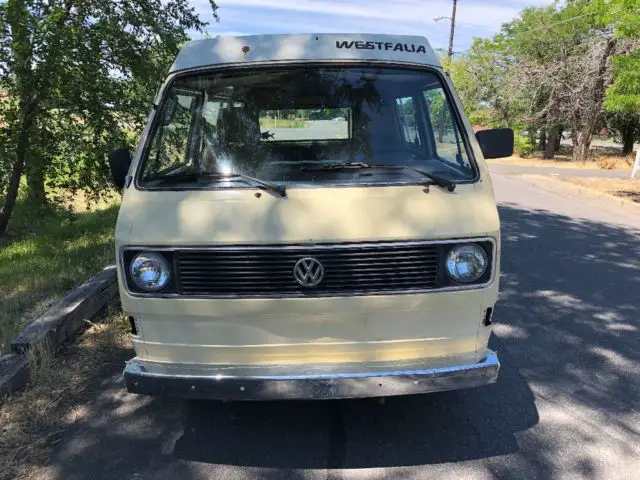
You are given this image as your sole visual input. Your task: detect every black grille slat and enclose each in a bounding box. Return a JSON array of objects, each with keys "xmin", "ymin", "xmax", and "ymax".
[
  {"xmin": 179, "ymin": 265, "xmax": 437, "ymax": 274},
  {"xmin": 179, "ymin": 252, "xmax": 438, "ymax": 257},
  {"xmin": 178, "ymin": 255, "xmax": 438, "ymax": 264},
  {"xmin": 176, "ymin": 242, "xmax": 445, "ymax": 296},
  {"xmin": 179, "ymin": 274, "xmax": 437, "ymax": 284},
  {"xmin": 179, "ymin": 258, "xmax": 438, "ymax": 265}
]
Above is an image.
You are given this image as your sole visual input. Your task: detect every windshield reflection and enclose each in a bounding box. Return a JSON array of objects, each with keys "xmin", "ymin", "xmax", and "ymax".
[{"xmin": 139, "ymin": 66, "xmax": 476, "ymax": 188}]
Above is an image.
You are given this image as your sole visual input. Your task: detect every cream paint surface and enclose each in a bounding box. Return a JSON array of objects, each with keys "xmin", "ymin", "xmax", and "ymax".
[
  {"xmin": 116, "ymin": 180, "xmax": 499, "ymax": 367},
  {"xmin": 132, "ymin": 338, "xmax": 486, "ymax": 366},
  {"xmin": 122, "ymin": 284, "xmax": 497, "ymax": 364},
  {"xmin": 119, "ymin": 181, "xmax": 498, "ymax": 246},
  {"xmin": 170, "ymin": 34, "xmax": 441, "ymax": 74}
]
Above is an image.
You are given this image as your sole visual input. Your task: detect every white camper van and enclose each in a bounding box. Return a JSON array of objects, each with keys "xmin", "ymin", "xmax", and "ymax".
[{"xmin": 109, "ymin": 34, "xmax": 513, "ymax": 400}]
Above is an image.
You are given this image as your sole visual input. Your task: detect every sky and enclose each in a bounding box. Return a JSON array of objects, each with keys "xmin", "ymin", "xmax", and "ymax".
[{"xmin": 193, "ymin": 0, "xmax": 556, "ymax": 53}]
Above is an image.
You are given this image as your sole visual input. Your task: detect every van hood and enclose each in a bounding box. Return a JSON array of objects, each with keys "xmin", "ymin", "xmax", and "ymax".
[{"xmin": 116, "ymin": 183, "xmax": 500, "ymax": 246}]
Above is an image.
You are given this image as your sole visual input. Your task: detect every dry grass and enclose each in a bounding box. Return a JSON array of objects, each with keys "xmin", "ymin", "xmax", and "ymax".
[
  {"xmin": 558, "ymin": 177, "xmax": 640, "ymax": 204},
  {"xmin": 48, "ymin": 189, "xmax": 120, "ymax": 214},
  {"xmin": 596, "ymin": 157, "xmax": 626, "ymax": 170},
  {"xmin": 25, "ymin": 338, "xmax": 55, "ymax": 387},
  {"xmin": 489, "ymin": 152, "xmax": 634, "ymax": 171},
  {"xmin": 0, "ymin": 311, "xmax": 130, "ymax": 480}
]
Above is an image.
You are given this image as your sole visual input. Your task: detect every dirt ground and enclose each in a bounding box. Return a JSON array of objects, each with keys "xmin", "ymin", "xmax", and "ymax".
[
  {"xmin": 558, "ymin": 177, "xmax": 640, "ymax": 204},
  {"xmin": 489, "ymin": 152, "xmax": 634, "ymax": 171},
  {"xmin": 0, "ymin": 312, "xmax": 130, "ymax": 480}
]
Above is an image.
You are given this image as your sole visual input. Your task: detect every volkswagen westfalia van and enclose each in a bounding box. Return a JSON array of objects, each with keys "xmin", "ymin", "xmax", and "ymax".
[{"xmin": 109, "ymin": 34, "xmax": 514, "ymax": 400}]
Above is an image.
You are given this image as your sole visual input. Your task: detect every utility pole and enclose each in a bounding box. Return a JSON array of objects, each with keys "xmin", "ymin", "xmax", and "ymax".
[
  {"xmin": 447, "ymin": 0, "xmax": 457, "ymax": 60},
  {"xmin": 434, "ymin": 0, "xmax": 458, "ymax": 61},
  {"xmin": 433, "ymin": 0, "xmax": 458, "ymax": 142}
]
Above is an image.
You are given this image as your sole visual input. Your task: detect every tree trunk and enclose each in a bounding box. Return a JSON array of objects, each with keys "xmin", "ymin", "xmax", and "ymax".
[
  {"xmin": 0, "ymin": 103, "xmax": 37, "ymax": 235},
  {"xmin": 571, "ymin": 38, "xmax": 616, "ymax": 164},
  {"xmin": 570, "ymin": 127, "xmax": 579, "ymax": 158},
  {"xmin": 0, "ymin": 155, "xmax": 25, "ymax": 235},
  {"xmin": 539, "ymin": 128, "xmax": 547, "ymax": 151},
  {"xmin": 438, "ymin": 110, "xmax": 445, "ymax": 143},
  {"xmin": 544, "ymin": 126, "xmax": 558, "ymax": 159},
  {"xmin": 26, "ymin": 155, "xmax": 47, "ymax": 204},
  {"xmin": 622, "ymin": 124, "xmax": 634, "ymax": 155},
  {"xmin": 528, "ymin": 127, "xmax": 536, "ymax": 148},
  {"xmin": 573, "ymin": 114, "xmax": 604, "ymax": 163},
  {"xmin": 573, "ymin": 129, "xmax": 594, "ymax": 163},
  {"xmin": 555, "ymin": 130, "xmax": 562, "ymax": 152}
]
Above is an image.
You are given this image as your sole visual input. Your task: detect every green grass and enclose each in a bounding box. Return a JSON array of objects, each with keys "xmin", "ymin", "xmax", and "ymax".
[{"xmin": 0, "ymin": 196, "xmax": 119, "ymax": 356}]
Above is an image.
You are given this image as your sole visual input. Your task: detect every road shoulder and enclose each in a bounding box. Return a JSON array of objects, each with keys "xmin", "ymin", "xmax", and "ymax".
[{"xmin": 517, "ymin": 174, "xmax": 640, "ymax": 216}]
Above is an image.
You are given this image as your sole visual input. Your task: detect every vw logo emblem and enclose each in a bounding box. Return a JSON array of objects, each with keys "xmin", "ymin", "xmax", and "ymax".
[{"xmin": 293, "ymin": 257, "xmax": 325, "ymax": 287}]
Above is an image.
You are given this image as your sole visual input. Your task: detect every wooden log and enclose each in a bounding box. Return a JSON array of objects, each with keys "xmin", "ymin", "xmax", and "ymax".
[
  {"xmin": 11, "ymin": 266, "xmax": 119, "ymax": 354},
  {"xmin": 0, "ymin": 354, "xmax": 29, "ymax": 398}
]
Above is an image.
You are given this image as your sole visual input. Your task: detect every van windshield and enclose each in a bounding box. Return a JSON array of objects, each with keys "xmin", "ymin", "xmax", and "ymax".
[{"xmin": 138, "ymin": 66, "xmax": 477, "ymax": 189}]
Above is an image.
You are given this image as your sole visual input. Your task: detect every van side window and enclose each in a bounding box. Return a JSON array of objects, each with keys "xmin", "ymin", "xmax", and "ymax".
[
  {"xmin": 395, "ymin": 97, "xmax": 421, "ymax": 146},
  {"xmin": 423, "ymin": 88, "xmax": 471, "ymax": 171},
  {"xmin": 145, "ymin": 94, "xmax": 198, "ymax": 178}
]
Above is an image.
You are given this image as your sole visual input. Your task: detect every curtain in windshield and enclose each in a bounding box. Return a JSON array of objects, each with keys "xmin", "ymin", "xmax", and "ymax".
[{"xmin": 139, "ymin": 66, "xmax": 476, "ymax": 188}]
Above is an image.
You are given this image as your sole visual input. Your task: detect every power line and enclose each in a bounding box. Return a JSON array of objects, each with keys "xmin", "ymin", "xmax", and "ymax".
[
  {"xmin": 437, "ymin": 6, "xmax": 621, "ymax": 55},
  {"xmin": 517, "ymin": 11, "xmax": 598, "ymax": 36},
  {"xmin": 515, "ymin": 7, "xmax": 623, "ymax": 36}
]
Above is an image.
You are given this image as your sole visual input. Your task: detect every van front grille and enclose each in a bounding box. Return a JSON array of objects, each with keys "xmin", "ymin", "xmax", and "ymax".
[{"xmin": 175, "ymin": 242, "xmax": 441, "ymax": 297}]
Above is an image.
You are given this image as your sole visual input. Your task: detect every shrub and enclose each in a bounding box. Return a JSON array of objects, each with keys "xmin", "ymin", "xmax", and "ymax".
[{"xmin": 515, "ymin": 136, "xmax": 535, "ymax": 158}]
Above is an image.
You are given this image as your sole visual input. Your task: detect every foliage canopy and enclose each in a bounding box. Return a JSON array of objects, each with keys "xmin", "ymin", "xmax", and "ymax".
[
  {"xmin": 0, "ymin": 0, "xmax": 218, "ymax": 233},
  {"xmin": 447, "ymin": 0, "xmax": 639, "ymax": 159}
]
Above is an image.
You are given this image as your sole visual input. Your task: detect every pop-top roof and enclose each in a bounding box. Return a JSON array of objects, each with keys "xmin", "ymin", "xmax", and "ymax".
[{"xmin": 170, "ymin": 34, "xmax": 441, "ymax": 73}]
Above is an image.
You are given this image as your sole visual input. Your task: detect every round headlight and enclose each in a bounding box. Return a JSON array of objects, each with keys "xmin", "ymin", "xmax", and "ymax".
[
  {"xmin": 446, "ymin": 244, "xmax": 488, "ymax": 284},
  {"xmin": 129, "ymin": 253, "xmax": 171, "ymax": 291}
]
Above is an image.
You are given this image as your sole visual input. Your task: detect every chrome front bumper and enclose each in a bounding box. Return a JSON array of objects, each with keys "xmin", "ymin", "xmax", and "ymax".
[{"xmin": 124, "ymin": 351, "xmax": 499, "ymax": 400}]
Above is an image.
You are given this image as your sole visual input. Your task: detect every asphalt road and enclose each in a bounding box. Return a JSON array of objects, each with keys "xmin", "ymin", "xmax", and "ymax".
[
  {"xmin": 42, "ymin": 173, "xmax": 640, "ymax": 480},
  {"xmin": 489, "ymin": 163, "xmax": 632, "ymax": 179}
]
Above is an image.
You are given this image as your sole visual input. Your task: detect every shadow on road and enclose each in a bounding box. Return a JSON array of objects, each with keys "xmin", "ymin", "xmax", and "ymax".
[
  {"xmin": 173, "ymin": 352, "xmax": 536, "ymax": 469},
  {"xmin": 496, "ymin": 203, "xmax": 640, "ymax": 415},
  {"xmin": 44, "ymin": 203, "xmax": 639, "ymax": 479}
]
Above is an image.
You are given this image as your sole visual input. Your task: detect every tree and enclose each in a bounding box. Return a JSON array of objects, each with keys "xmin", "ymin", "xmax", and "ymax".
[
  {"xmin": 450, "ymin": 0, "xmax": 626, "ymax": 162},
  {"xmin": 606, "ymin": 112, "xmax": 640, "ymax": 154},
  {"xmin": 599, "ymin": 0, "xmax": 640, "ymax": 154},
  {"xmin": 573, "ymin": 37, "xmax": 617, "ymax": 162},
  {"xmin": 0, "ymin": 0, "xmax": 218, "ymax": 234},
  {"xmin": 448, "ymin": 38, "xmax": 521, "ymax": 128},
  {"xmin": 506, "ymin": 1, "xmax": 618, "ymax": 162}
]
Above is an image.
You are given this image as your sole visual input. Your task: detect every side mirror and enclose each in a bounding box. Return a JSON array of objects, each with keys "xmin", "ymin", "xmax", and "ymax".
[
  {"xmin": 108, "ymin": 148, "xmax": 132, "ymax": 190},
  {"xmin": 475, "ymin": 128, "xmax": 514, "ymax": 159}
]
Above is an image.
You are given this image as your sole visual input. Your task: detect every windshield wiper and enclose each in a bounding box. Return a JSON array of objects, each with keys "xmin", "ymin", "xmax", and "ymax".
[
  {"xmin": 216, "ymin": 172, "xmax": 287, "ymax": 198},
  {"xmin": 385, "ymin": 165, "xmax": 457, "ymax": 192},
  {"xmin": 149, "ymin": 171, "xmax": 287, "ymax": 198},
  {"xmin": 302, "ymin": 162, "xmax": 371, "ymax": 170},
  {"xmin": 302, "ymin": 162, "xmax": 456, "ymax": 192}
]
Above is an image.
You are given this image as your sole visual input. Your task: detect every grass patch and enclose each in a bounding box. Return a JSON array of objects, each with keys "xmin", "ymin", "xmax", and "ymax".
[
  {"xmin": 0, "ymin": 194, "xmax": 119, "ymax": 356},
  {"xmin": 0, "ymin": 312, "xmax": 130, "ymax": 480}
]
